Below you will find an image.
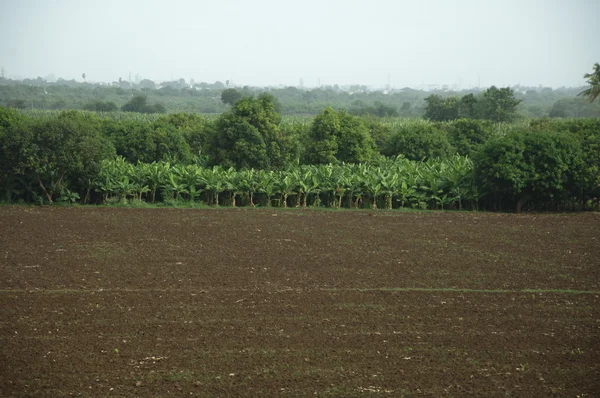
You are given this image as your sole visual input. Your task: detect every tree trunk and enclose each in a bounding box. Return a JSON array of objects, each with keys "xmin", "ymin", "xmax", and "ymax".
[{"xmin": 37, "ymin": 173, "xmax": 63, "ymax": 205}]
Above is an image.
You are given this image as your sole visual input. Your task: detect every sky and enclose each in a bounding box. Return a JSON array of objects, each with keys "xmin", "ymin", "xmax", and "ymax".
[{"xmin": 1, "ymin": 0, "xmax": 599, "ymax": 88}]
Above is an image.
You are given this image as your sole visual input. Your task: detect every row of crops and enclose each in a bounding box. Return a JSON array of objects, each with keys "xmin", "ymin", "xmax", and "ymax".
[{"xmin": 96, "ymin": 155, "xmax": 478, "ymax": 210}]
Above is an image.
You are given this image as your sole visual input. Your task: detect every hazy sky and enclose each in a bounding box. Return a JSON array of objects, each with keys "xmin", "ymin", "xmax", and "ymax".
[{"xmin": 1, "ymin": 0, "xmax": 598, "ymax": 88}]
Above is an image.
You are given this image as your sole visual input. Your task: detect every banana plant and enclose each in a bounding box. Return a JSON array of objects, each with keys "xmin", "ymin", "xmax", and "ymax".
[
  {"xmin": 333, "ymin": 170, "xmax": 352, "ymax": 209},
  {"xmin": 140, "ymin": 161, "xmax": 169, "ymax": 203},
  {"xmin": 200, "ymin": 167, "xmax": 225, "ymax": 206},
  {"xmin": 397, "ymin": 180, "xmax": 415, "ymax": 208},
  {"xmin": 380, "ymin": 171, "xmax": 400, "ymax": 210},
  {"xmin": 178, "ymin": 164, "xmax": 203, "ymax": 203},
  {"xmin": 365, "ymin": 168, "xmax": 384, "ymax": 210},
  {"xmin": 223, "ymin": 167, "xmax": 242, "ymax": 207},
  {"xmin": 237, "ymin": 169, "xmax": 259, "ymax": 207},
  {"xmin": 274, "ymin": 172, "xmax": 296, "ymax": 208},
  {"xmin": 256, "ymin": 170, "xmax": 276, "ymax": 207}
]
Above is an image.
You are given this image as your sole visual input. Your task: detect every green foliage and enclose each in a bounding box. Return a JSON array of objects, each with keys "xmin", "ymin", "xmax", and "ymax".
[
  {"xmin": 2, "ymin": 105, "xmax": 599, "ymax": 210},
  {"xmin": 2, "ymin": 110, "xmax": 115, "ymax": 203},
  {"xmin": 220, "ymin": 88, "xmax": 243, "ymax": 106},
  {"xmin": 349, "ymin": 100, "xmax": 399, "ymax": 117},
  {"xmin": 363, "ymin": 117, "xmax": 392, "ymax": 153},
  {"xmin": 92, "ymin": 155, "xmax": 479, "ymax": 210},
  {"xmin": 0, "ymin": 107, "xmax": 27, "ymax": 200},
  {"xmin": 474, "ymin": 130, "xmax": 582, "ymax": 209},
  {"xmin": 578, "ymin": 63, "xmax": 600, "ymax": 103},
  {"xmin": 103, "ymin": 118, "xmax": 192, "ymax": 164},
  {"xmin": 2, "ymin": 78, "xmax": 596, "ymax": 118},
  {"xmin": 441, "ymin": 119, "xmax": 494, "ymax": 157},
  {"xmin": 548, "ymin": 97, "xmax": 600, "ymax": 118},
  {"xmin": 154, "ymin": 112, "xmax": 212, "ymax": 161},
  {"xmin": 478, "ymin": 86, "xmax": 522, "ymax": 122},
  {"xmin": 210, "ymin": 94, "xmax": 286, "ymax": 169},
  {"xmin": 83, "ymin": 100, "xmax": 118, "ymax": 112},
  {"xmin": 424, "ymin": 95, "xmax": 460, "ymax": 122},
  {"xmin": 305, "ymin": 107, "xmax": 376, "ymax": 164},
  {"xmin": 121, "ymin": 95, "xmax": 166, "ymax": 114},
  {"xmin": 383, "ymin": 121, "xmax": 454, "ymax": 161},
  {"xmin": 528, "ymin": 118, "xmax": 600, "ymax": 199},
  {"xmin": 424, "ymin": 87, "xmax": 521, "ymax": 122}
]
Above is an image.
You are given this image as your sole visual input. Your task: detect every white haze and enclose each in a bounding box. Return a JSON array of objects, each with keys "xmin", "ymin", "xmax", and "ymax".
[{"xmin": 1, "ymin": 0, "xmax": 598, "ymax": 88}]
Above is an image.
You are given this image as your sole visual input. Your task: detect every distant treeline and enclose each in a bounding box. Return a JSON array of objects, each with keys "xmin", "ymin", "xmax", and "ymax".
[
  {"xmin": 1, "ymin": 76, "xmax": 599, "ymax": 118},
  {"xmin": 1, "ymin": 98, "xmax": 599, "ymax": 211}
]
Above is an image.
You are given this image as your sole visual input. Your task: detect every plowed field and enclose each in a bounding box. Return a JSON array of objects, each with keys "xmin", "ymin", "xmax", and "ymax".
[{"xmin": 1, "ymin": 207, "xmax": 599, "ymax": 397}]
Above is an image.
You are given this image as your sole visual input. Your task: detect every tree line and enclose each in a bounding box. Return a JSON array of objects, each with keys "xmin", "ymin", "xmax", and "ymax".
[
  {"xmin": 3, "ymin": 76, "xmax": 600, "ymax": 118},
  {"xmin": 1, "ymin": 97, "xmax": 599, "ymax": 211}
]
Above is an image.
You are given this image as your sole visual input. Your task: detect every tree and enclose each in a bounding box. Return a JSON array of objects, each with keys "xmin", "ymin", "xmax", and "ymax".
[
  {"xmin": 459, "ymin": 94, "xmax": 477, "ymax": 118},
  {"xmin": 15, "ymin": 111, "xmax": 114, "ymax": 203},
  {"xmin": 304, "ymin": 107, "xmax": 376, "ymax": 164},
  {"xmin": 121, "ymin": 95, "xmax": 166, "ymax": 113},
  {"xmin": 138, "ymin": 79, "xmax": 156, "ymax": 90},
  {"xmin": 477, "ymin": 86, "xmax": 522, "ymax": 122},
  {"xmin": 423, "ymin": 95, "xmax": 460, "ymax": 121},
  {"xmin": 474, "ymin": 130, "xmax": 581, "ymax": 212},
  {"xmin": 220, "ymin": 88, "xmax": 243, "ymax": 106},
  {"xmin": 442, "ymin": 119, "xmax": 494, "ymax": 157},
  {"xmin": 210, "ymin": 94, "xmax": 286, "ymax": 169},
  {"xmin": 104, "ymin": 118, "xmax": 192, "ymax": 164},
  {"xmin": 578, "ymin": 63, "xmax": 600, "ymax": 103},
  {"xmin": 383, "ymin": 122, "xmax": 454, "ymax": 161},
  {"xmin": 0, "ymin": 107, "xmax": 27, "ymax": 200},
  {"xmin": 155, "ymin": 113, "xmax": 211, "ymax": 160}
]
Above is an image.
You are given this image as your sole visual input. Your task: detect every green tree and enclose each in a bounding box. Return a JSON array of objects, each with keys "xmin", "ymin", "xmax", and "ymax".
[
  {"xmin": 442, "ymin": 118, "xmax": 494, "ymax": 157},
  {"xmin": 0, "ymin": 107, "xmax": 28, "ymax": 200},
  {"xmin": 383, "ymin": 122, "xmax": 454, "ymax": 161},
  {"xmin": 138, "ymin": 79, "xmax": 156, "ymax": 90},
  {"xmin": 424, "ymin": 95, "xmax": 460, "ymax": 121},
  {"xmin": 304, "ymin": 107, "xmax": 340, "ymax": 164},
  {"xmin": 210, "ymin": 94, "xmax": 285, "ymax": 169},
  {"xmin": 475, "ymin": 130, "xmax": 581, "ymax": 211},
  {"xmin": 220, "ymin": 88, "xmax": 243, "ymax": 106},
  {"xmin": 477, "ymin": 86, "xmax": 522, "ymax": 122},
  {"xmin": 578, "ymin": 63, "xmax": 600, "ymax": 103},
  {"xmin": 459, "ymin": 94, "xmax": 477, "ymax": 118},
  {"xmin": 305, "ymin": 107, "xmax": 376, "ymax": 164},
  {"xmin": 121, "ymin": 95, "xmax": 166, "ymax": 113},
  {"xmin": 154, "ymin": 113, "xmax": 211, "ymax": 162},
  {"xmin": 16, "ymin": 111, "xmax": 114, "ymax": 203}
]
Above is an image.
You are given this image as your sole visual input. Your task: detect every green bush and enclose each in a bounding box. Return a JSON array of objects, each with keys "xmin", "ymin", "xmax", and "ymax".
[
  {"xmin": 383, "ymin": 122, "xmax": 454, "ymax": 161},
  {"xmin": 441, "ymin": 118, "xmax": 494, "ymax": 157},
  {"xmin": 474, "ymin": 130, "xmax": 582, "ymax": 211}
]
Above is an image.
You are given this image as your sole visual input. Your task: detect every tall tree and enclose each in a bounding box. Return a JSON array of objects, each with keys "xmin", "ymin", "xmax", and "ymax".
[
  {"xmin": 211, "ymin": 94, "xmax": 285, "ymax": 169},
  {"xmin": 423, "ymin": 95, "xmax": 460, "ymax": 121},
  {"xmin": 477, "ymin": 86, "xmax": 522, "ymax": 123},
  {"xmin": 221, "ymin": 88, "xmax": 243, "ymax": 106},
  {"xmin": 305, "ymin": 107, "xmax": 375, "ymax": 164},
  {"xmin": 578, "ymin": 63, "xmax": 600, "ymax": 103},
  {"xmin": 14, "ymin": 111, "xmax": 114, "ymax": 203}
]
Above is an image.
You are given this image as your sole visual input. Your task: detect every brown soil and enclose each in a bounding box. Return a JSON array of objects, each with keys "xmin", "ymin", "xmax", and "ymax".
[{"xmin": 1, "ymin": 207, "xmax": 599, "ymax": 397}]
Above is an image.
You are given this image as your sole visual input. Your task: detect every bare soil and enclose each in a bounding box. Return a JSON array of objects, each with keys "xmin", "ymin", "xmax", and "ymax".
[{"xmin": 1, "ymin": 207, "xmax": 599, "ymax": 397}]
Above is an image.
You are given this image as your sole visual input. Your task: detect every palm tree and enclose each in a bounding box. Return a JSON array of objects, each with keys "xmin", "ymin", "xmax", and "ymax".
[{"xmin": 579, "ymin": 63, "xmax": 600, "ymax": 103}]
